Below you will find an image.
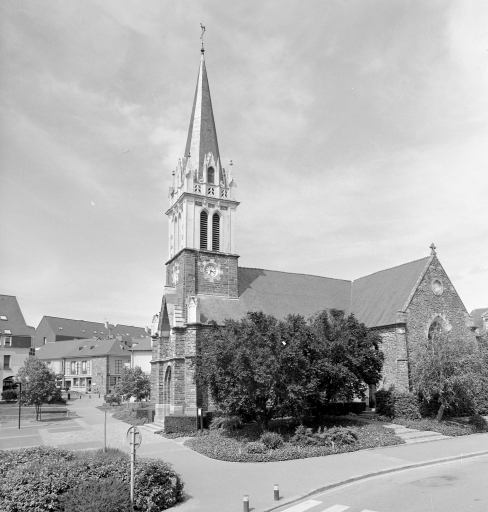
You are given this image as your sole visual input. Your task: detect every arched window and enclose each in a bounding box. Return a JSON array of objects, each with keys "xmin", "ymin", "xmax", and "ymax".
[
  {"xmin": 163, "ymin": 366, "xmax": 171, "ymax": 404},
  {"xmin": 428, "ymin": 318, "xmax": 444, "ymax": 342},
  {"xmin": 212, "ymin": 212, "xmax": 220, "ymax": 251},
  {"xmin": 200, "ymin": 210, "xmax": 208, "ymax": 250},
  {"xmin": 207, "ymin": 167, "xmax": 215, "ymax": 184}
]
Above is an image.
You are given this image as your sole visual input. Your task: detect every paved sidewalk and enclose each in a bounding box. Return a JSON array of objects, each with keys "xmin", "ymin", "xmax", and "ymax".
[{"xmin": 2, "ymin": 398, "xmax": 488, "ymax": 512}]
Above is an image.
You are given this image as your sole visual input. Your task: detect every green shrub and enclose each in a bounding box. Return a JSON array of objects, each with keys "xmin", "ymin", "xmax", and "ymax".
[
  {"xmin": 290, "ymin": 425, "xmax": 318, "ymax": 446},
  {"xmin": 392, "ymin": 391, "xmax": 421, "ymax": 419},
  {"xmin": 210, "ymin": 415, "xmax": 242, "ymax": 431},
  {"xmin": 326, "ymin": 426, "xmax": 359, "ymax": 445},
  {"xmin": 375, "ymin": 389, "xmax": 421, "ymax": 419},
  {"xmin": 260, "ymin": 431, "xmax": 284, "ymax": 449},
  {"xmin": 245, "ymin": 441, "xmax": 268, "ymax": 454},
  {"xmin": 59, "ymin": 478, "xmax": 132, "ymax": 512},
  {"xmin": 1, "ymin": 389, "xmax": 18, "ymax": 401},
  {"xmin": 468, "ymin": 414, "xmax": 488, "ymax": 431},
  {"xmin": 134, "ymin": 459, "xmax": 184, "ymax": 511},
  {"xmin": 0, "ymin": 446, "xmax": 184, "ymax": 512},
  {"xmin": 375, "ymin": 389, "xmax": 394, "ymax": 417},
  {"xmin": 164, "ymin": 415, "xmax": 197, "ymax": 434},
  {"xmin": 112, "ymin": 408, "xmax": 148, "ymax": 425},
  {"xmin": 104, "ymin": 394, "xmax": 121, "ymax": 405}
]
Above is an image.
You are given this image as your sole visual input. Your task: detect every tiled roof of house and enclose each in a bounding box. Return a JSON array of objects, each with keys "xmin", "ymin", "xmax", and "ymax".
[
  {"xmin": 129, "ymin": 336, "xmax": 152, "ymax": 351},
  {"xmin": 0, "ymin": 295, "xmax": 33, "ymax": 336},
  {"xmin": 199, "ymin": 267, "xmax": 351, "ymax": 324},
  {"xmin": 39, "ymin": 317, "xmax": 148, "ymax": 341},
  {"xmin": 36, "ymin": 338, "xmax": 131, "ymax": 359},
  {"xmin": 350, "ymin": 257, "xmax": 430, "ymax": 327},
  {"xmin": 470, "ymin": 308, "xmax": 488, "ymax": 332}
]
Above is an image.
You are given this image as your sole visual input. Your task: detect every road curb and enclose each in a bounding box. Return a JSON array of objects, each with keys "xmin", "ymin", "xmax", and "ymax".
[{"xmin": 263, "ymin": 449, "xmax": 488, "ymax": 512}]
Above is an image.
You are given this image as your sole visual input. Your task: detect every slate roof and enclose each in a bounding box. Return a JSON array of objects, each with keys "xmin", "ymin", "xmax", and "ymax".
[
  {"xmin": 39, "ymin": 317, "xmax": 148, "ymax": 341},
  {"xmin": 0, "ymin": 295, "xmax": 34, "ymax": 337},
  {"xmin": 350, "ymin": 257, "xmax": 430, "ymax": 327},
  {"xmin": 470, "ymin": 308, "xmax": 488, "ymax": 331},
  {"xmin": 165, "ymin": 257, "xmax": 437, "ymax": 329},
  {"xmin": 199, "ymin": 267, "xmax": 351, "ymax": 324},
  {"xmin": 36, "ymin": 338, "xmax": 131, "ymax": 359},
  {"xmin": 130, "ymin": 337, "xmax": 152, "ymax": 351}
]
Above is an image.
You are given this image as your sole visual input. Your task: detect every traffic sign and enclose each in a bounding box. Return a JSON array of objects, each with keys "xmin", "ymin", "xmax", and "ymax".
[{"xmin": 126, "ymin": 426, "xmax": 142, "ymax": 448}]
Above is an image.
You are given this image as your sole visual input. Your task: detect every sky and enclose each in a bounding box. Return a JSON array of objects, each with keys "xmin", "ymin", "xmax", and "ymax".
[{"xmin": 1, "ymin": 1, "xmax": 487, "ymax": 329}]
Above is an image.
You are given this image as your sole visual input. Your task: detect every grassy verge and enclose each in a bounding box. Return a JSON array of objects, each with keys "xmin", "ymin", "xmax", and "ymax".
[
  {"xmin": 185, "ymin": 417, "xmax": 404, "ymax": 462},
  {"xmin": 389, "ymin": 417, "xmax": 488, "ymax": 436}
]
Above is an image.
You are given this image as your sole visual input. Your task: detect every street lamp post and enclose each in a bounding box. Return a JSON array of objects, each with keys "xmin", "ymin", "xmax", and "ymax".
[{"xmin": 14, "ymin": 375, "xmax": 29, "ymax": 429}]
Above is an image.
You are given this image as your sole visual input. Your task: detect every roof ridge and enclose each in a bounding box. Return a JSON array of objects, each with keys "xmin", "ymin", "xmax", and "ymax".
[
  {"xmin": 239, "ymin": 266, "xmax": 352, "ymax": 283},
  {"xmin": 352, "ymin": 256, "xmax": 430, "ymax": 282}
]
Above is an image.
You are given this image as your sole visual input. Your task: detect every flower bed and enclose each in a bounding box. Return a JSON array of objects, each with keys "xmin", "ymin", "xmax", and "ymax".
[
  {"xmin": 0, "ymin": 446, "xmax": 184, "ymax": 512},
  {"xmin": 185, "ymin": 417, "xmax": 404, "ymax": 462}
]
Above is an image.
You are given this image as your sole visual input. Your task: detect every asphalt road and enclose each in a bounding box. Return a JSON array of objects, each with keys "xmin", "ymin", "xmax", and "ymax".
[{"xmin": 273, "ymin": 455, "xmax": 488, "ymax": 512}]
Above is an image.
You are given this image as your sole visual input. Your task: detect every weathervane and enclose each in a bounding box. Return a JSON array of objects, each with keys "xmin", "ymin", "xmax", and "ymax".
[{"xmin": 200, "ymin": 23, "xmax": 205, "ymax": 53}]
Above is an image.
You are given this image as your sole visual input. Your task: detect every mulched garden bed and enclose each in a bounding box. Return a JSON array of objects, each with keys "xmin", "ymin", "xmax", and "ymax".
[{"xmin": 184, "ymin": 416, "xmax": 404, "ymax": 462}]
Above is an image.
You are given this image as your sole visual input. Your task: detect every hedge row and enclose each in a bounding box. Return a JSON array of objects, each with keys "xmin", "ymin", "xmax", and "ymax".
[
  {"xmin": 0, "ymin": 447, "xmax": 184, "ymax": 512},
  {"xmin": 375, "ymin": 389, "xmax": 421, "ymax": 419}
]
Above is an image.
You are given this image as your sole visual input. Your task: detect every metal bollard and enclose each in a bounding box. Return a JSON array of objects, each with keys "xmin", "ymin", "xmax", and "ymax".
[
  {"xmin": 243, "ymin": 495, "xmax": 249, "ymax": 512},
  {"xmin": 89, "ymin": 395, "xmax": 91, "ymax": 399},
  {"xmin": 99, "ymin": 394, "xmax": 100, "ymax": 398},
  {"xmin": 80, "ymin": 395, "xmax": 82, "ymax": 399},
  {"xmin": 274, "ymin": 484, "xmax": 279, "ymax": 501}
]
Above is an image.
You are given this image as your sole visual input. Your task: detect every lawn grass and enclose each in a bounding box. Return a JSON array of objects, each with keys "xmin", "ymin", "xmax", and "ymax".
[{"xmin": 390, "ymin": 416, "xmax": 488, "ymax": 436}]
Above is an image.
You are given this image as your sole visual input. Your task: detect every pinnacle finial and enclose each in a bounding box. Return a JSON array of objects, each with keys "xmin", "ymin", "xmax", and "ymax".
[
  {"xmin": 200, "ymin": 23, "xmax": 205, "ymax": 54},
  {"xmin": 430, "ymin": 243, "xmax": 437, "ymax": 255}
]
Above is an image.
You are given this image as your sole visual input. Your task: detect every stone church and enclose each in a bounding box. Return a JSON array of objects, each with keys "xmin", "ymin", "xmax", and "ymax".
[{"xmin": 150, "ymin": 47, "xmax": 477, "ymax": 416}]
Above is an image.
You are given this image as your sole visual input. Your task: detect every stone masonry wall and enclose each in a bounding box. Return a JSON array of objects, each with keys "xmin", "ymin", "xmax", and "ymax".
[
  {"xmin": 91, "ymin": 356, "xmax": 109, "ymax": 395},
  {"xmin": 405, "ymin": 256, "xmax": 477, "ymax": 362},
  {"xmin": 375, "ymin": 326, "xmax": 409, "ymax": 391}
]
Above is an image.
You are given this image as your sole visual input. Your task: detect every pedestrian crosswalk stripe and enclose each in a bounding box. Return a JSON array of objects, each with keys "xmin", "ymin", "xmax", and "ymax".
[
  {"xmin": 281, "ymin": 500, "xmax": 323, "ymax": 512},
  {"xmin": 321, "ymin": 505, "xmax": 350, "ymax": 512}
]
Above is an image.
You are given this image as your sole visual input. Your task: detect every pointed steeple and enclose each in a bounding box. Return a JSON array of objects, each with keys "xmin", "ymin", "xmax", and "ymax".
[{"xmin": 184, "ymin": 48, "xmax": 221, "ymax": 182}]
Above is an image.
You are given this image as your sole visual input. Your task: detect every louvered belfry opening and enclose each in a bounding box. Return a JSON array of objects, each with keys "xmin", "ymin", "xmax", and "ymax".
[
  {"xmin": 207, "ymin": 166, "xmax": 215, "ymax": 184},
  {"xmin": 200, "ymin": 210, "xmax": 208, "ymax": 249},
  {"xmin": 212, "ymin": 213, "xmax": 220, "ymax": 251}
]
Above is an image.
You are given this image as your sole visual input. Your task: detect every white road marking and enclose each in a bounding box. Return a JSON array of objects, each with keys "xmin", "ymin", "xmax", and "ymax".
[
  {"xmin": 321, "ymin": 506, "xmax": 350, "ymax": 512},
  {"xmin": 281, "ymin": 500, "xmax": 323, "ymax": 512}
]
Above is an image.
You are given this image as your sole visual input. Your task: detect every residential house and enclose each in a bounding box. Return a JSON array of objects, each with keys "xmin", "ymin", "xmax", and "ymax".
[
  {"xmin": 35, "ymin": 316, "xmax": 149, "ymax": 348},
  {"xmin": 36, "ymin": 338, "xmax": 131, "ymax": 394},
  {"xmin": 129, "ymin": 336, "xmax": 152, "ymax": 374},
  {"xmin": 0, "ymin": 295, "xmax": 35, "ymax": 390}
]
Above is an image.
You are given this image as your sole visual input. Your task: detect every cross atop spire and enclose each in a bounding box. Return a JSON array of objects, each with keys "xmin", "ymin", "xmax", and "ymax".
[
  {"xmin": 200, "ymin": 23, "xmax": 205, "ymax": 54},
  {"xmin": 430, "ymin": 243, "xmax": 437, "ymax": 255}
]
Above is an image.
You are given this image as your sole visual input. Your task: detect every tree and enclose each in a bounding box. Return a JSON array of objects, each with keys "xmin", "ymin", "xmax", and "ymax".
[
  {"xmin": 296, "ymin": 309, "xmax": 384, "ymax": 421},
  {"xmin": 115, "ymin": 366, "xmax": 151, "ymax": 403},
  {"xmin": 195, "ymin": 309, "xmax": 384, "ymax": 428},
  {"xmin": 410, "ymin": 331, "xmax": 482, "ymax": 421},
  {"xmin": 17, "ymin": 357, "xmax": 58, "ymax": 420},
  {"xmin": 196, "ymin": 312, "xmax": 288, "ymax": 429}
]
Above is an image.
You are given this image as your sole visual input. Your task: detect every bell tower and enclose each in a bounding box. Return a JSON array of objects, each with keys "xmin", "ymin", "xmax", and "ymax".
[{"xmin": 165, "ymin": 45, "xmax": 240, "ymax": 321}]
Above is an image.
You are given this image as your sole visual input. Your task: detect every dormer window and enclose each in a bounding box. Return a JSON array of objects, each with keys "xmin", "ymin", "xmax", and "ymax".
[
  {"xmin": 0, "ymin": 316, "xmax": 7, "ymax": 321},
  {"xmin": 207, "ymin": 167, "xmax": 215, "ymax": 184}
]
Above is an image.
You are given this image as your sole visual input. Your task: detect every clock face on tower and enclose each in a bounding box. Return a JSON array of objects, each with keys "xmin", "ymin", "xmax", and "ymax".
[{"xmin": 204, "ymin": 263, "xmax": 218, "ymax": 278}]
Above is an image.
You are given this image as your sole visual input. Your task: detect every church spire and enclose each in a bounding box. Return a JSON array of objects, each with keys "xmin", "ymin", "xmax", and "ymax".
[{"xmin": 184, "ymin": 38, "xmax": 221, "ymax": 182}]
